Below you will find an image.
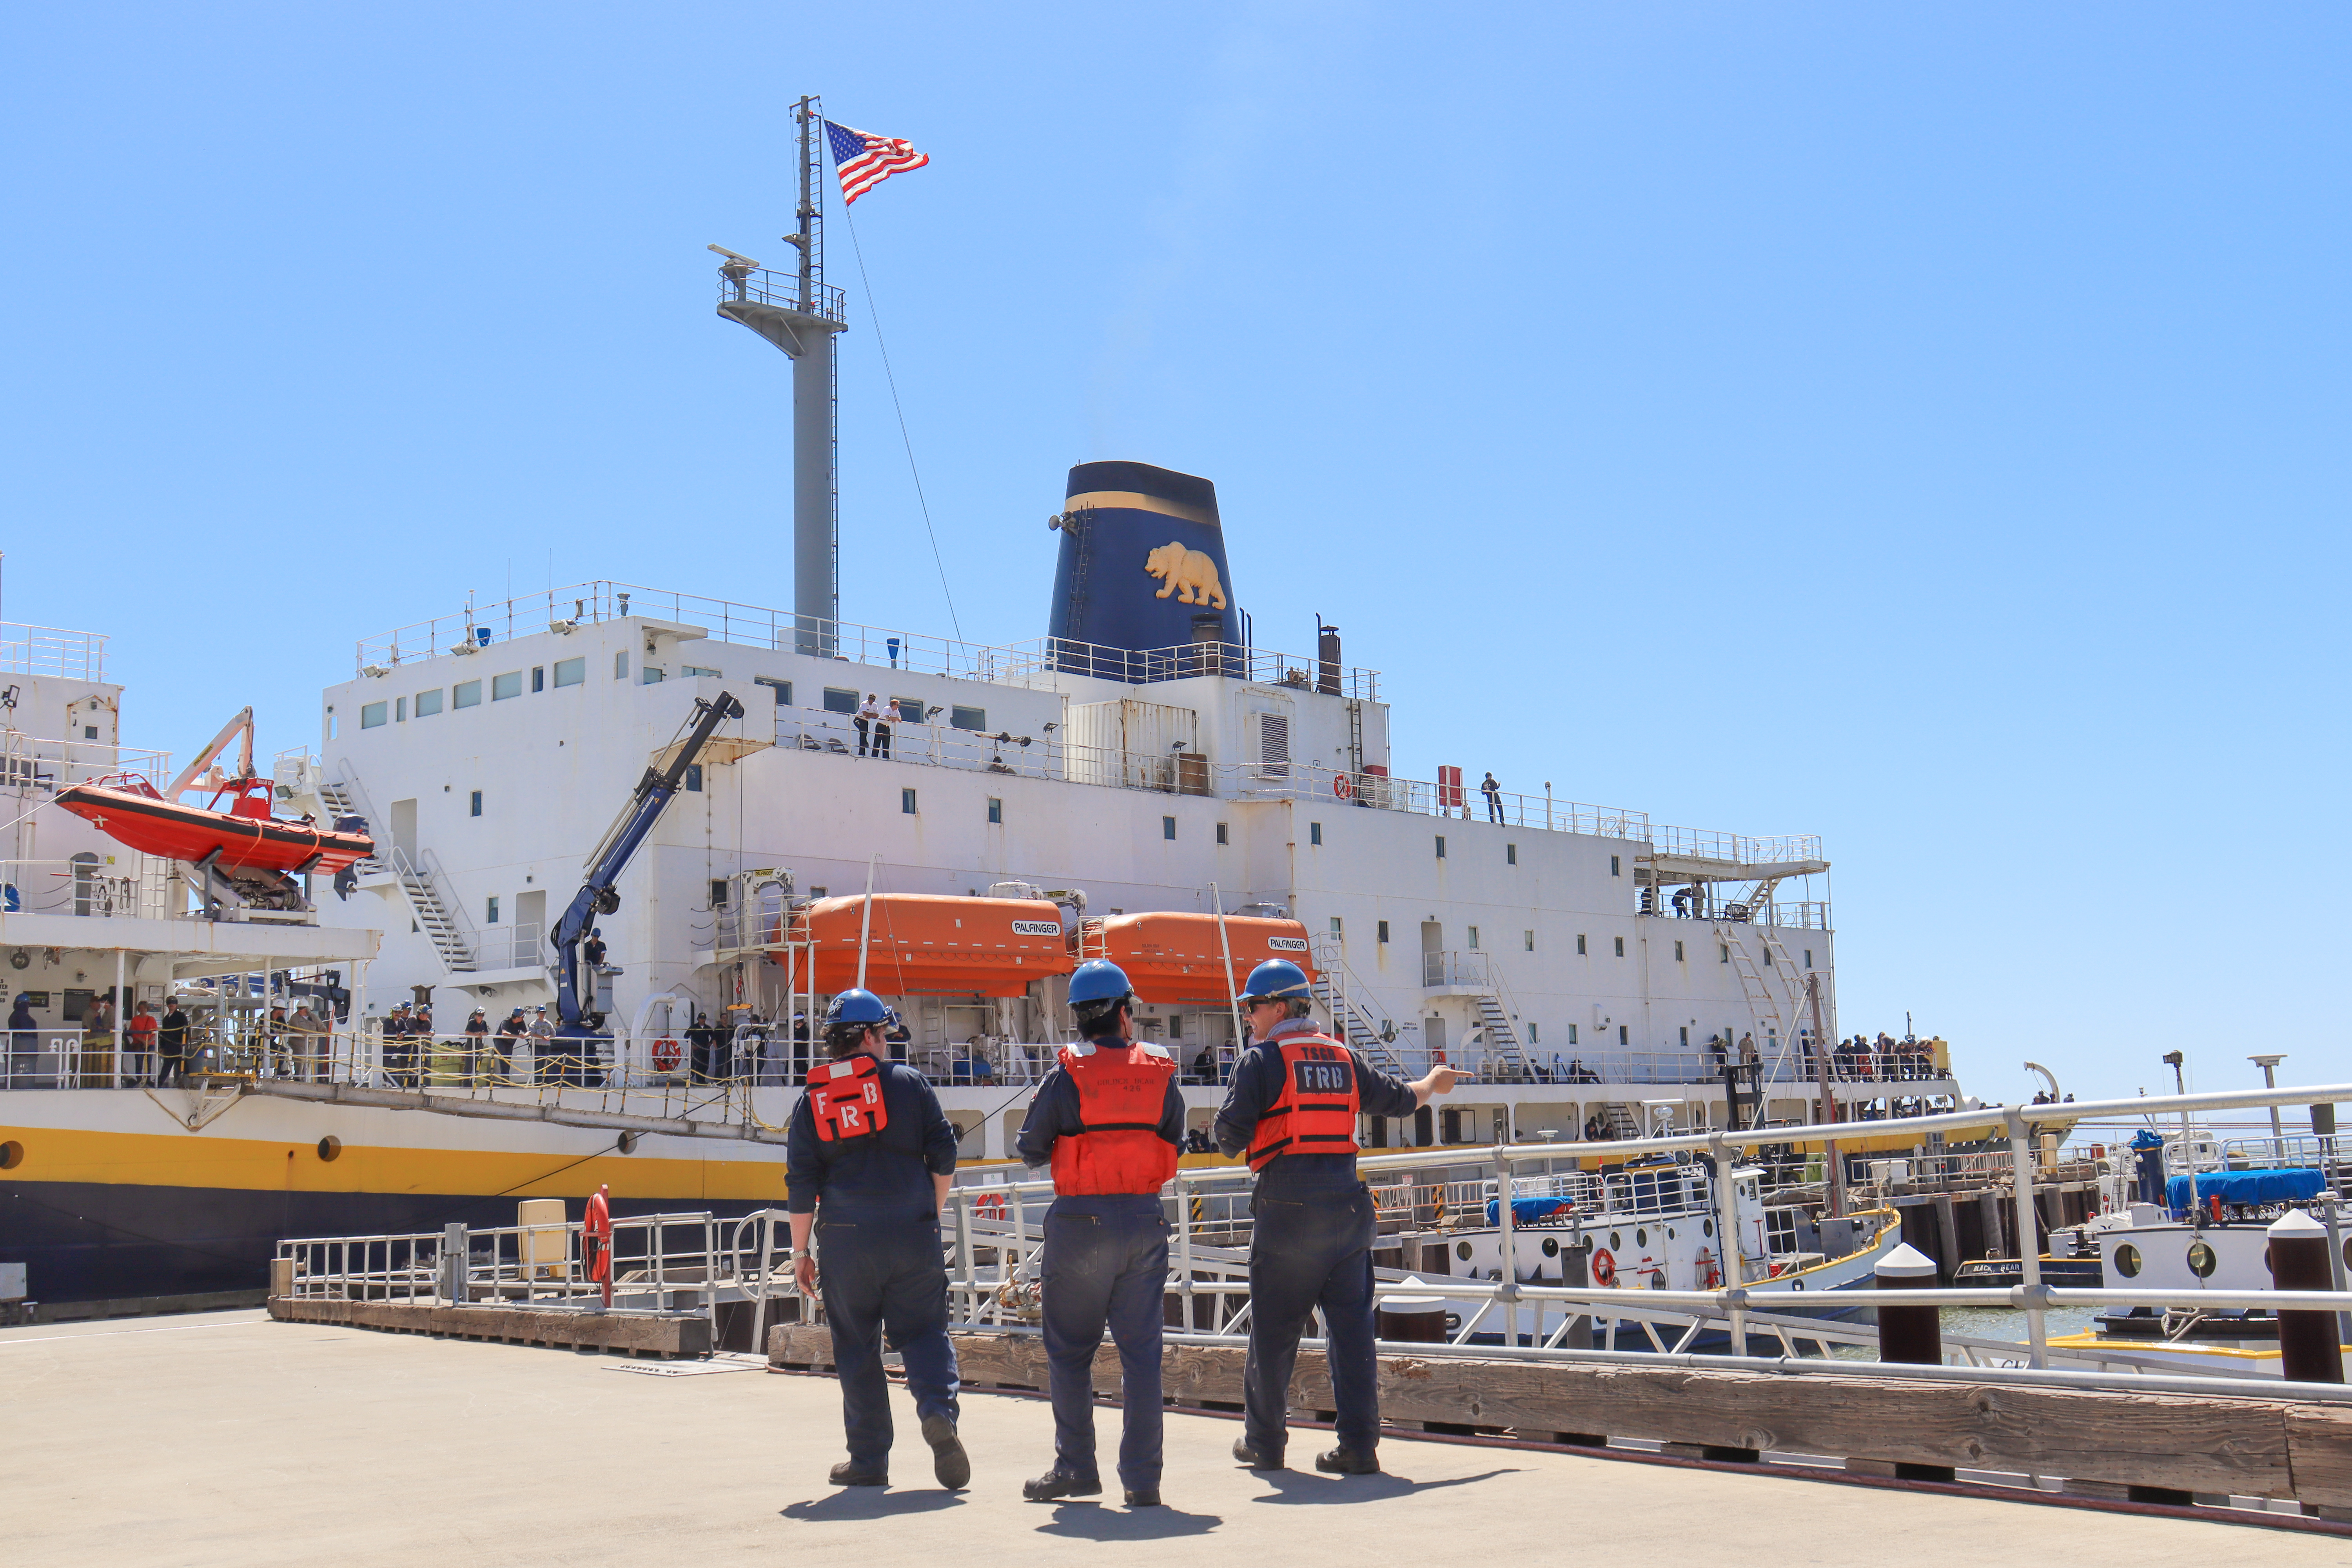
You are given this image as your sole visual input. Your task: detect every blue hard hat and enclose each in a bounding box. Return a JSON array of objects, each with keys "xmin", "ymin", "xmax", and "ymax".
[
  {"xmin": 825, "ymin": 989, "xmax": 889, "ymax": 1026},
  {"xmin": 1066, "ymin": 958, "xmax": 1134, "ymax": 1007},
  {"xmin": 1237, "ymin": 958, "xmax": 1312, "ymax": 1004}
]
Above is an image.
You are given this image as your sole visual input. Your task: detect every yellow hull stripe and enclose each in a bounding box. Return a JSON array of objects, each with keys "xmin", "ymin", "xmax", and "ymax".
[{"xmin": 0, "ymin": 1123, "xmax": 789, "ymax": 1203}]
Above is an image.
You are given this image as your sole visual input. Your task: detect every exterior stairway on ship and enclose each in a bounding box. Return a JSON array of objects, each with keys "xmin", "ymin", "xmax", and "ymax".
[{"xmin": 318, "ymin": 776, "xmax": 476, "ymax": 973}]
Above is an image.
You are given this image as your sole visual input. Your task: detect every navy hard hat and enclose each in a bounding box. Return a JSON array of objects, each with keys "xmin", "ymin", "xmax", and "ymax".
[
  {"xmin": 1066, "ymin": 958, "xmax": 1134, "ymax": 1007},
  {"xmin": 1237, "ymin": 958, "xmax": 1312, "ymax": 1004},
  {"xmin": 825, "ymin": 989, "xmax": 889, "ymax": 1026}
]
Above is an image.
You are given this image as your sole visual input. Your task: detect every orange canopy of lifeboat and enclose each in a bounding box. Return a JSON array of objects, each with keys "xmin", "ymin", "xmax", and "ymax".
[
  {"xmin": 782, "ymin": 894, "xmax": 1071, "ymax": 998},
  {"xmin": 1079, "ymin": 912, "xmax": 1317, "ymax": 1005}
]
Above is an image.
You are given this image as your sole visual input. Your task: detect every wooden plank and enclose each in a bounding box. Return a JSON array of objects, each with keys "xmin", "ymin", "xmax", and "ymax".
[
  {"xmin": 274, "ymin": 1296, "xmax": 710, "ymax": 1356},
  {"xmin": 769, "ymin": 1325, "xmax": 2307, "ymax": 1500},
  {"xmin": 2287, "ymin": 1402, "xmax": 2352, "ymax": 1508}
]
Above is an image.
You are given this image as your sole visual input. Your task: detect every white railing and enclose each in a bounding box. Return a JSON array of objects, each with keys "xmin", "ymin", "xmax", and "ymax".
[
  {"xmin": 0, "ymin": 622, "xmax": 107, "ymax": 682},
  {"xmin": 1646, "ymin": 826, "xmax": 1825, "ymax": 865},
  {"xmin": 0, "ymin": 852, "xmax": 186, "ymax": 922}
]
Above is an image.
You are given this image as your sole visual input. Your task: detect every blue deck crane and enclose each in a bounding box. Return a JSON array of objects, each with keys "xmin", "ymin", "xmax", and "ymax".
[{"xmin": 552, "ymin": 691, "xmax": 746, "ymax": 1040}]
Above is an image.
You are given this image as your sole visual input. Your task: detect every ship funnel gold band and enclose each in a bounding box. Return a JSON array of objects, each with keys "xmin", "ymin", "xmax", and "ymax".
[{"xmin": 1062, "ymin": 491, "xmax": 1220, "ymax": 528}]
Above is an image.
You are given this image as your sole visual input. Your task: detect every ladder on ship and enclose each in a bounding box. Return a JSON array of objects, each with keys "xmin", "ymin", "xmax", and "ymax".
[
  {"xmin": 1714, "ymin": 919, "xmax": 1810, "ymax": 1082},
  {"xmin": 319, "ymin": 775, "xmax": 478, "ymax": 973},
  {"xmin": 1308, "ymin": 936, "xmax": 1405, "ymax": 1075}
]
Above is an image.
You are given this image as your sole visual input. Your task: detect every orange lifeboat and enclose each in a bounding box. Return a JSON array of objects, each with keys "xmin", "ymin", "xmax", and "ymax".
[
  {"xmin": 1077, "ymin": 912, "xmax": 1317, "ymax": 1005},
  {"xmin": 783, "ymin": 894, "xmax": 1071, "ymax": 997}
]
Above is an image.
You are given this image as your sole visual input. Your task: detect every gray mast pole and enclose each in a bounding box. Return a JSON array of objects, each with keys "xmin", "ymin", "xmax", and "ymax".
[{"xmin": 715, "ymin": 94, "xmax": 846, "ymax": 657}]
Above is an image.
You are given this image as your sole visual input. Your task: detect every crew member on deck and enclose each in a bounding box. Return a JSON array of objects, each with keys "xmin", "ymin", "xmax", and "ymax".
[
  {"xmin": 1014, "ymin": 959, "xmax": 1184, "ymax": 1508},
  {"xmin": 786, "ymin": 989, "xmax": 969, "ymax": 1492},
  {"xmin": 1215, "ymin": 959, "xmax": 1459, "ymax": 1477}
]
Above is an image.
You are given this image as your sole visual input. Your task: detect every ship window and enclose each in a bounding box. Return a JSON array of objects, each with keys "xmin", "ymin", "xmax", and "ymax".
[
  {"xmin": 1467, "ymin": 926, "xmax": 1479, "ymax": 949},
  {"xmin": 1613, "ymin": 936, "xmax": 1624, "ymax": 957},
  {"xmin": 554, "ymin": 658, "xmax": 585, "ymax": 688},
  {"xmin": 1215, "ymin": 822, "xmax": 1228, "ymax": 844},
  {"xmin": 950, "ymin": 705, "xmax": 985, "ymax": 730},
  {"xmin": 1576, "ymin": 934, "xmax": 1587, "ymax": 955},
  {"xmin": 1610, "ymin": 855, "xmax": 1621, "ymax": 876},
  {"xmin": 453, "ymin": 680, "xmax": 481, "ymax": 709},
  {"xmin": 641, "ymin": 666, "xmax": 666, "ymax": 684},
  {"xmin": 684, "ymin": 765, "xmax": 702, "ymax": 792},
  {"xmin": 614, "ymin": 651, "xmax": 628, "ymax": 680},
  {"xmin": 1680, "ymin": 1026, "xmax": 1688, "ymax": 1046},
  {"xmin": 755, "ymin": 675, "xmax": 791, "ymax": 704},
  {"xmin": 361, "ymin": 702, "xmax": 388, "ymax": 730},
  {"xmin": 902, "ymin": 788, "xmax": 918, "ymax": 815},
  {"xmin": 710, "ymin": 880, "xmax": 728, "ymax": 906},
  {"xmin": 491, "ymin": 671, "xmax": 522, "ymax": 701},
  {"xmin": 1524, "ymin": 930, "xmax": 1535, "ymax": 951},
  {"xmin": 2187, "ymin": 1240, "xmax": 2218, "ymax": 1278},
  {"xmin": 1330, "ymin": 916, "xmax": 1343, "ymax": 936},
  {"xmin": 1310, "ymin": 821, "xmax": 1322, "ymax": 846},
  {"xmin": 823, "ymin": 687, "xmax": 858, "ymax": 714},
  {"xmin": 682, "ymin": 666, "xmax": 722, "ymax": 679},
  {"xmin": 1435, "ymin": 835, "xmax": 1446, "ymax": 860},
  {"xmin": 1566, "ymin": 1024, "xmax": 1577, "ymax": 1045},
  {"xmin": 532, "ymin": 667, "xmax": 544, "ymax": 693},
  {"xmin": 84, "ymin": 726, "xmax": 96, "ymax": 739},
  {"xmin": 986, "ymin": 797, "xmax": 1002, "ymax": 825},
  {"xmin": 1618, "ymin": 1024, "xmax": 1628, "ymax": 1045},
  {"xmin": 485, "ymin": 895, "xmax": 499, "ymax": 923},
  {"xmin": 469, "ymin": 790, "xmax": 482, "ymax": 817},
  {"xmin": 2113, "ymin": 1243, "xmax": 2141, "ymax": 1279},
  {"xmin": 1506, "ymin": 843, "xmax": 1517, "ymax": 865},
  {"xmin": 893, "ymin": 697, "xmax": 923, "ymax": 723},
  {"xmin": 1805, "ymin": 949, "xmax": 1813, "ymax": 968},
  {"xmin": 396, "ymin": 697, "xmax": 406, "ymax": 722},
  {"xmin": 1674, "ymin": 940, "xmax": 1685, "ymax": 961},
  {"xmin": 416, "ymin": 689, "xmax": 443, "ymax": 717},
  {"xmin": 1377, "ymin": 920, "xmax": 1389, "ymax": 944},
  {"xmin": 1162, "ymin": 816, "xmax": 1177, "ymax": 840},
  {"xmin": 1720, "ymin": 943, "xmax": 1730, "ymax": 963}
]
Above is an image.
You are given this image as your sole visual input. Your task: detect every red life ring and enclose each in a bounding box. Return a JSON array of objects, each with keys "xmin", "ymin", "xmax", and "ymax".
[
  {"xmin": 651, "ymin": 1037, "xmax": 682, "ymax": 1073},
  {"xmin": 583, "ymin": 1186, "xmax": 613, "ymax": 1284},
  {"xmin": 974, "ymin": 1191, "xmax": 1007, "ymax": 1220},
  {"xmin": 1590, "ymin": 1247, "xmax": 1617, "ymax": 1287},
  {"xmin": 1333, "ymin": 774, "xmax": 1356, "ymax": 800}
]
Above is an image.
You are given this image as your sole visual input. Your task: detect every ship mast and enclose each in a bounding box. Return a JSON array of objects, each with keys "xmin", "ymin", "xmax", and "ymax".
[{"xmin": 714, "ymin": 94, "xmax": 847, "ymax": 657}]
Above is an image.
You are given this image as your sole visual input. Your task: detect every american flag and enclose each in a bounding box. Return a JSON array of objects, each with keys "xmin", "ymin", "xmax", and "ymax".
[{"xmin": 824, "ymin": 120, "xmax": 929, "ymax": 205}]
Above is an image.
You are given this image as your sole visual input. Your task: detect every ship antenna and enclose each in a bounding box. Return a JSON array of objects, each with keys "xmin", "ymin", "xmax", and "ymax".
[{"xmin": 712, "ymin": 94, "xmax": 846, "ymax": 658}]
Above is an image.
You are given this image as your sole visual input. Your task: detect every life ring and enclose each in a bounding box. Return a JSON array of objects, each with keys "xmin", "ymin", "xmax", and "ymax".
[
  {"xmin": 1333, "ymin": 774, "xmax": 1356, "ymax": 800},
  {"xmin": 583, "ymin": 1186, "xmax": 613, "ymax": 1283},
  {"xmin": 651, "ymin": 1037, "xmax": 682, "ymax": 1073},
  {"xmin": 974, "ymin": 1191, "xmax": 1007, "ymax": 1220},
  {"xmin": 1590, "ymin": 1247, "xmax": 1617, "ymax": 1287}
]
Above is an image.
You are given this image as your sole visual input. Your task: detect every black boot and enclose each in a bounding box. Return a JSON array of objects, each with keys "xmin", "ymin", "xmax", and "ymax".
[
  {"xmin": 1232, "ymin": 1436, "xmax": 1285, "ymax": 1469},
  {"xmin": 1022, "ymin": 1468, "xmax": 1101, "ymax": 1501},
  {"xmin": 829, "ymin": 1460, "xmax": 888, "ymax": 1487},
  {"xmin": 921, "ymin": 1412, "xmax": 970, "ymax": 1490},
  {"xmin": 1124, "ymin": 1486, "xmax": 1163, "ymax": 1507},
  {"xmin": 1316, "ymin": 1447, "xmax": 1381, "ymax": 1475}
]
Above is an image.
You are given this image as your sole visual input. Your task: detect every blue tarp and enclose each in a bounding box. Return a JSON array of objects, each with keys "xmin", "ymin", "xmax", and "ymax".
[
  {"xmin": 1484, "ymin": 1196, "xmax": 1576, "ymax": 1227},
  {"xmin": 2166, "ymin": 1168, "xmax": 2325, "ymax": 1214}
]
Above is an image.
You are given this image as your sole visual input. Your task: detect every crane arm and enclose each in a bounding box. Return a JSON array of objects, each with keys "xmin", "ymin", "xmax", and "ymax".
[{"xmin": 551, "ymin": 692, "xmax": 746, "ymax": 1029}]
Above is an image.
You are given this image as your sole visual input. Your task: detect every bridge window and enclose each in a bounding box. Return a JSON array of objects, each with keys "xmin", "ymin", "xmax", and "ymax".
[
  {"xmin": 950, "ymin": 705, "xmax": 985, "ymax": 730},
  {"xmin": 1215, "ymin": 822, "xmax": 1228, "ymax": 844},
  {"xmin": 986, "ymin": 797, "xmax": 1002, "ymax": 825},
  {"xmin": 554, "ymin": 657, "xmax": 585, "ymax": 688},
  {"xmin": 492, "ymin": 671, "xmax": 523, "ymax": 701},
  {"xmin": 902, "ymin": 788, "xmax": 918, "ymax": 815},
  {"xmin": 415, "ymin": 689, "xmax": 443, "ymax": 717},
  {"xmin": 754, "ymin": 675, "xmax": 790, "ymax": 704},
  {"xmin": 1163, "ymin": 816, "xmax": 1176, "ymax": 840},
  {"xmin": 453, "ymin": 681, "xmax": 481, "ymax": 709},
  {"xmin": 1434, "ymin": 835, "xmax": 1446, "ymax": 860},
  {"xmin": 1613, "ymin": 936, "xmax": 1624, "ymax": 957},
  {"xmin": 361, "ymin": 702, "xmax": 387, "ymax": 729},
  {"xmin": 823, "ymin": 687, "xmax": 858, "ymax": 714}
]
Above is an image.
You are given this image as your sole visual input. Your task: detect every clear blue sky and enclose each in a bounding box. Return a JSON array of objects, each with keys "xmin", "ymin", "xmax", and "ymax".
[{"xmin": 5, "ymin": 4, "xmax": 2345, "ymax": 1104}]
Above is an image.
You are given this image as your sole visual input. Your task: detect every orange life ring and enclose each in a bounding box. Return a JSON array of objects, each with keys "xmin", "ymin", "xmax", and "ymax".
[
  {"xmin": 1333, "ymin": 774, "xmax": 1356, "ymax": 800},
  {"xmin": 583, "ymin": 1186, "xmax": 613, "ymax": 1283},
  {"xmin": 651, "ymin": 1036, "xmax": 682, "ymax": 1073},
  {"xmin": 1590, "ymin": 1247, "xmax": 1617, "ymax": 1287},
  {"xmin": 974, "ymin": 1191, "xmax": 1007, "ymax": 1220}
]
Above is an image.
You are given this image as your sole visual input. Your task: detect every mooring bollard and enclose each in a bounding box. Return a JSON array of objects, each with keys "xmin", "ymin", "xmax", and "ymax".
[
  {"xmin": 2268, "ymin": 1209, "xmax": 2346, "ymax": 1385},
  {"xmin": 1875, "ymin": 1242, "xmax": 1953, "ymax": 1482}
]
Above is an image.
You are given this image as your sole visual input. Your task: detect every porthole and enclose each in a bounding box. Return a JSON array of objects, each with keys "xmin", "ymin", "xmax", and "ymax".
[
  {"xmin": 1635, "ymin": 1228, "xmax": 1648, "ymax": 1248},
  {"xmin": 2112, "ymin": 1243, "xmax": 2141, "ymax": 1279},
  {"xmin": 1541, "ymin": 1236, "xmax": 1559, "ymax": 1257},
  {"xmin": 1456, "ymin": 1240, "xmax": 1473, "ymax": 1261},
  {"xmin": 0, "ymin": 1139, "xmax": 21, "ymax": 1169},
  {"xmin": 2187, "ymin": 1241, "xmax": 2218, "ymax": 1279},
  {"xmin": 1702, "ymin": 1218, "xmax": 1714, "ymax": 1237},
  {"xmin": 617, "ymin": 1131, "xmax": 640, "ymax": 1155},
  {"xmin": 2344, "ymin": 1236, "xmax": 2352, "ymax": 1272},
  {"xmin": 1610, "ymin": 1231, "xmax": 1622, "ymax": 1251},
  {"xmin": 1666, "ymin": 1227, "xmax": 1676, "ymax": 1240},
  {"xmin": 315, "ymin": 1136, "xmax": 342, "ymax": 1162}
]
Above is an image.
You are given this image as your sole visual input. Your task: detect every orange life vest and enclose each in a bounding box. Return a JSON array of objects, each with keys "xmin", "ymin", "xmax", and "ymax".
[
  {"xmin": 1246, "ymin": 1033, "xmax": 1360, "ymax": 1171},
  {"xmin": 1051, "ymin": 1042, "xmax": 1179, "ymax": 1195},
  {"xmin": 807, "ymin": 1053, "xmax": 889, "ymax": 1142}
]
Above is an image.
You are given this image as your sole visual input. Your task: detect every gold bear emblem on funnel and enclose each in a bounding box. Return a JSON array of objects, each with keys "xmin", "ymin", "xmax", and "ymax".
[{"xmin": 1144, "ymin": 542, "xmax": 1227, "ymax": 609}]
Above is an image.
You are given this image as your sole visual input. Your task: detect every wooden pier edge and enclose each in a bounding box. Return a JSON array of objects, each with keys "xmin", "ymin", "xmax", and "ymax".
[
  {"xmin": 767, "ymin": 1324, "xmax": 2352, "ymax": 1508},
  {"xmin": 269, "ymin": 1295, "xmax": 712, "ymax": 1357}
]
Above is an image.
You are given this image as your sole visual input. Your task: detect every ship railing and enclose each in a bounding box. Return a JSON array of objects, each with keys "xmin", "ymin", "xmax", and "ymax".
[
  {"xmin": 0, "ymin": 736, "xmax": 173, "ymax": 796},
  {"xmin": 717, "ymin": 266, "xmax": 848, "ymax": 326},
  {"xmin": 1496, "ymin": 1047, "xmax": 1953, "ymax": 1088},
  {"xmin": 0, "ymin": 622, "xmax": 107, "ymax": 682},
  {"xmin": 929, "ymin": 1085, "xmax": 2352, "ymax": 1388},
  {"xmin": 0, "ymin": 853, "xmax": 181, "ymax": 922},
  {"xmin": 276, "ymin": 1210, "xmax": 733, "ymax": 1318},
  {"xmin": 1642, "ymin": 898, "xmax": 1831, "ymax": 930},
  {"xmin": 1644, "ymin": 826, "xmax": 1825, "ymax": 865}
]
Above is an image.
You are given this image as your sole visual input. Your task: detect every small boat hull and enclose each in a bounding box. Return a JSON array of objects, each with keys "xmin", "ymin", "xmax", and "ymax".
[{"xmin": 54, "ymin": 784, "xmax": 374, "ymax": 875}]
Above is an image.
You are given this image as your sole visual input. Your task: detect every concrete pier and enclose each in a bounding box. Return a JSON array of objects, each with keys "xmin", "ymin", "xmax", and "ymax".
[{"xmin": 4, "ymin": 1309, "xmax": 2345, "ymax": 1566}]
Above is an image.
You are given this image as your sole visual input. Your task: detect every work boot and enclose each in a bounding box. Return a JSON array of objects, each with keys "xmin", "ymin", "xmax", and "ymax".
[
  {"xmin": 1316, "ymin": 1446, "xmax": 1381, "ymax": 1476},
  {"xmin": 1232, "ymin": 1436, "xmax": 1284, "ymax": 1469},
  {"xmin": 1124, "ymin": 1487, "xmax": 1162, "ymax": 1507},
  {"xmin": 921, "ymin": 1413, "xmax": 970, "ymax": 1490},
  {"xmin": 1022, "ymin": 1468, "xmax": 1101, "ymax": 1501},
  {"xmin": 829, "ymin": 1460, "xmax": 888, "ymax": 1487}
]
